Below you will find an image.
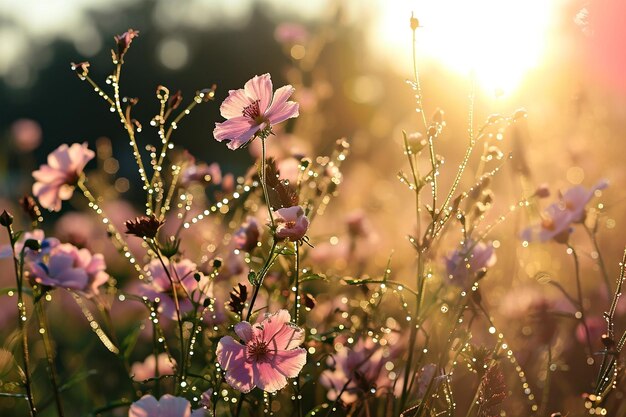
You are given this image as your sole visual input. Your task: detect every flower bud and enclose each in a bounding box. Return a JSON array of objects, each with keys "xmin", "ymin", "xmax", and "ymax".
[{"xmin": 0, "ymin": 210, "xmax": 13, "ymax": 227}]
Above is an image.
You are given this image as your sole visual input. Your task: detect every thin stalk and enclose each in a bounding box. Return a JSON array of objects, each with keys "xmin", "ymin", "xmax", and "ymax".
[
  {"xmin": 539, "ymin": 345, "xmax": 552, "ymax": 417},
  {"xmin": 260, "ymin": 136, "xmax": 275, "ymax": 227},
  {"xmin": 294, "ymin": 241, "xmax": 303, "ymax": 417},
  {"xmin": 150, "ymin": 242, "xmax": 186, "ymax": 389},
  {"xmin": 6, "ymin": 226, "xmax": 37, "ymax": 417},
  {"xmin": 245, "ymin": 241, "xmax": 279, "ymax": 322},
  {"xmin": 568, "ymin": 245, "xmax": 594, "ymax": 359},
  {"xmin": 584, "ymin": 224, "xmax": 612, "ymax": 300},
  {"xmin": 36, "ymin": 300, "xmax": 65, "ymax": 417}
]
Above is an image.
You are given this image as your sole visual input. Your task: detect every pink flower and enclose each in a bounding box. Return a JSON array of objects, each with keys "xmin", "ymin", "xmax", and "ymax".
[
  {"xmin": 233, "ymin": 216, "xmax": 261, "ymax": 252},
  {"xmin": 59, "ymin": 247, "xmax": 110, "ymax": 297},
  {"xmin": 139, "ymin": 258, "xmax": 210, "ymax": 320},
  {"xmin": 213, "ymin": 74, "xmax": 299, "ymax": 150},
  {"xmin": 274, "ymin": 23, "xmax": 310, "ymax": 44},
  {"xmin": 130, "ymin": 353, "xmax": 176, "ymax": 382},
  {"xmin": 32, "ymin": 143, "xmax": 95, "ymax": 211},
  {"xmin": 11, "ymin": 119, "xmax": 42, "ymax": 152},
  {"xmin": 274, "ymin": 205, "xmax": 309, "ymax": 241},
  {"xmin": 444, "ymin": 240, "xmax": 496, "ymax": 286},
  {"xmin": 216, "ymin": 310, "xmax": 306, "ymax": 393},
  {"xmin": 128, "ymin": 394, "xmax": 205, "ymax": 417}
]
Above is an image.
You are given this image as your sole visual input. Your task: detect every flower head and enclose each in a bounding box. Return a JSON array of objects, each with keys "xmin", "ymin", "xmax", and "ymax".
[
  {"xmin": 125, "ymin": 215, "xmax": 164, "ymax": 239},
  {"xmin": 130, "ymin": 353, "xmax": 176, "ymax": 382},
  {"xmin": 233, "ymin": 216, "xmax": 261, "ymax": 252},
  {"xmin": 113, "ymin": 29, "xmax": 139, "ymax": 62},
  {"xmin": 129, "ymin": 394, "xmax": 205, "ymax": 417},
  {"xmin": 217, "ymin": 310, "xmax": 306, "ymax": 393},
  {"xmin": 27, "ymin": 243, "xmax": 109, "ymax": 296},
  {"xmin": 139, "ymin": 258, "xmax": 209, "ymax": 320},
  {"xmin": 32, "ymin": 143, "xmax": 94, "ymax": 211},
  {"xmin": 274, "ymin": 205, "xmax": 309, "ymax": 241},
  {"xmin": 521, "ymin": 180, "xmax": 608, "ymax": 243},
  {"xmin": 213, "ymin": 74, "xmax": 299, "ymax": 150},
  {"xmin": 444, "ymin": 240, "xmax": 496, "ymax": 287},
  {"xmin": 320, "ymin": 338, "xmax": 403, "ymax": 404}
]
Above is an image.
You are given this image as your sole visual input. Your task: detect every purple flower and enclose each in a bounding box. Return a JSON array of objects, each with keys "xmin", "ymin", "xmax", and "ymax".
[
  {"xmin": 233, "ymin": 216, "xmax": 261, "ymax": 252},
  {"xmin": 521, "ymin": 180, "xmax": 608, "ymax": 243},
  {"xmin": 444, "ymin": 240, "xmax": 496, "ymax": 286},
  {"xmin": 139, "ymin": 258, "xmax": 209, "ymax": 320},
  {"xmin": 128, "ymin": 394, "xmax": 205, "ymax": 417},
  {"xmin": 274, "ymin": 205, "xmax": 309, "ymax": 241},
  {"xmin": 213, "ymin": 74, "xmax": 299, "ymax": 150}
]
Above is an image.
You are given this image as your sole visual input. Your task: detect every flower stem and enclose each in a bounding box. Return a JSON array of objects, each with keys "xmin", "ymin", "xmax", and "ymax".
[
  {"xmin": 260, "ymin": 136, "xmax": 275, "ymax": 228},
  {"xmin": 5, "ymin": 225, "xmax": 37, "ymax": 417},
  {"xmin": 35, "ymin": 299, "xmax": 65, "ymax": 417},
  {"xmin": 151, "ymin": 242, "xmax": 186, "ymax": 391},
  {"xmin": 293, "ymin": 241, "xmax": 303, "ymax": 417},
  {"xmin": 568, "ymin": 244, "xmax": 594, "ymax": 360}
]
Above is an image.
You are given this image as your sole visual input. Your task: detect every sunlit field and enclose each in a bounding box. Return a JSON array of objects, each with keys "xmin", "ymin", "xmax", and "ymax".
[{"xmin": 1, "ymin": 1, "xmax": 626, "ymax": 416}]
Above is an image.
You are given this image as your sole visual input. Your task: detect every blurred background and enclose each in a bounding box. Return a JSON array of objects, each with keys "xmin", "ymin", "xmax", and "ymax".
[{"xmin": 1, "ymin": 0, "xmax": 626, "ymax": 413}]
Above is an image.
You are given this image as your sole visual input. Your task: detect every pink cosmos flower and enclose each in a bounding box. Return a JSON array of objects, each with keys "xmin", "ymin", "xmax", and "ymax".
[
  {"xmin": 274, "ymin": 205, "xmax": 309, "ymax": 241},
  {"xmin": 444, "ymin": 240, "xmax": 496, "ymax": 287},
  {"xmin": 130, "ymin": 353, "xmax": 176, "ymax": 382},
  {"xmin": 233, "ymin": 216, "xmax": 261, "ymax": 252},
  {"xmin": 32, "ymin": 143, "xmax": 95, "ymax": 211},
  {"xmin": 213, "ymin": 74, "xmax": 299, "ymax": 150},
  {"xmin": 216, "ymin": 310, "xmax": 306, "ymax": 393},
  {"xmin": 139, "ymin": 258, "xmax": 210, "ymax": 320},
  {"xmin": 128, "ymin": 394, "xmax": 205, "ymax": 417}
]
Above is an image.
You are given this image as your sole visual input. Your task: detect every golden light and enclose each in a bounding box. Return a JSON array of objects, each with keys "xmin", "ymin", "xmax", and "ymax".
[{"xmin": 372, "ymin": 0, "xmax": 558, "ymax": 96}]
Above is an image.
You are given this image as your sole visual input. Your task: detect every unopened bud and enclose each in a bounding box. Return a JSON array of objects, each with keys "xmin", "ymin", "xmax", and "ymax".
[{"xmin": 0, "ymin": 210, "xmax": 13, "ymax": 227}]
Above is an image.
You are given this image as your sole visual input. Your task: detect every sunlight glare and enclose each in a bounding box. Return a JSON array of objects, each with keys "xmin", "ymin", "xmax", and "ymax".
[{"xmin": 372, "ymin": 0, "xmax": 556, "ymax": 96}]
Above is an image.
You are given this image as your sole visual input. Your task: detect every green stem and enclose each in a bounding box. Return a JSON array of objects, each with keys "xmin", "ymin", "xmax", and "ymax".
[
  {"xmin": 151, "ymin": 242, "xmax": 186, "ymax": 391},
  {"xmin": 36, "ymin": 300, "xmax": 65, "ymax": 417},
  {"xmin": 6, "ymin": 226, "xmax": 37, "ymax": 417}
]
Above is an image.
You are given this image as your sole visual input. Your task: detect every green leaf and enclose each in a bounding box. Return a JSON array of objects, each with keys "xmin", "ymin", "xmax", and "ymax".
[
  {"xmin": 299, "ymin": 272, "xmax": 329, "ymax": 283},
  {"xmin": 121, "ymin": 326, "xmax": 143, "ymax": 362},
  {"xmin": 60, "ymin": 369, "xmax": 98, "ymax": 392}
]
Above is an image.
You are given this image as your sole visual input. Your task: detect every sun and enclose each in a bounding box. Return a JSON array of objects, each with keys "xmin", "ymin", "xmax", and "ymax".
[{"xmin": 371, "ymin": 0, "xmax": 557, "ymax": 96}]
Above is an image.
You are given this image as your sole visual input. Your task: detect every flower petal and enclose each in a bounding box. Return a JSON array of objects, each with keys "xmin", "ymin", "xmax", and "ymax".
[
  {"xmin": 159, "ymin": 394, "xmax": 192, "ymax": 417},
  {"xmin": 129, "ymin": 395, "xmax": 160, "ymax": 417},
  {"xmin": 265, "ymin": 85, "xmax": 299, "ymax": 125},
  {"xmin": 220, "ymin": 88, "xmax": 253, "ymax": 119},
  {"xmin": 235, "ymin": 321, "xmax": 253, "ymax": 343},
  {"xmin": 217, "ymin": 336, "xmax": 255, "ymax": 393},
  {"xmin": 213, "ymin": 118, "xmax": 260, "ymax": 150},
  {"xmin": 253, "ymin": 361, "xmax": 288, "ymax": 393},
  {"xmin": 272, "ymin": 347, "xmax": 306, "ymax": 378},
  {"xmin": 244, "ymin": 74, "xmax": 273, "ymax": 113}
]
